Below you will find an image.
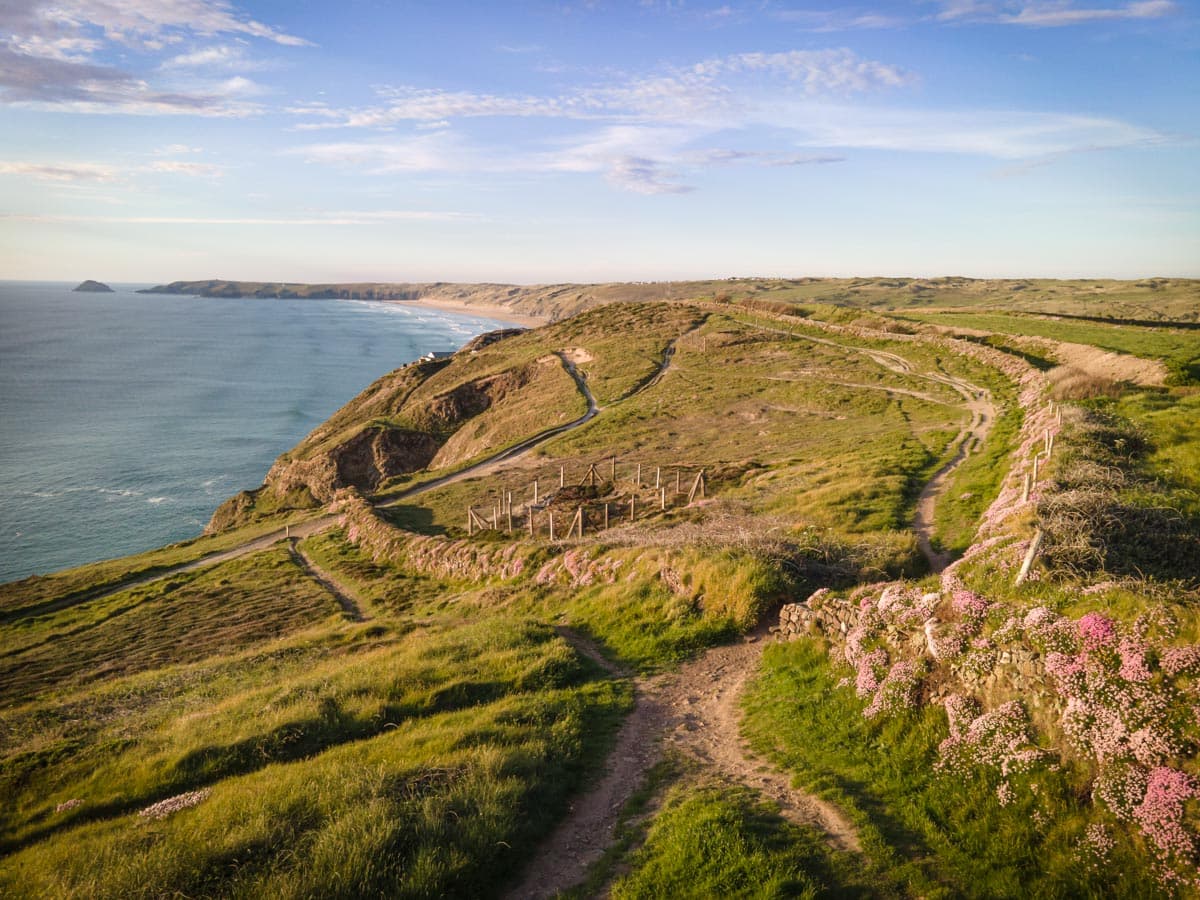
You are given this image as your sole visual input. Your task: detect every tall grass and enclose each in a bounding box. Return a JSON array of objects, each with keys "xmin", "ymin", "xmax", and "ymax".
[{"xmin": 741, "ymin": 638, "xmax": 1159, "ymax": 898}]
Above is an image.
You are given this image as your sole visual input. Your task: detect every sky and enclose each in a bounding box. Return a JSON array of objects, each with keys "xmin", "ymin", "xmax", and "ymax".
[{"xmin": 0, "ymin": 0, "xmax": 1197, "ymax": 283}]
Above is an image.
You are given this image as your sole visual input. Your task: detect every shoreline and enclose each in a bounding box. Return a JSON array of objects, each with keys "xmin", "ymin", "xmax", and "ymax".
[{"xmin": 389, "ymin": 296, "xmax": 548, "ymax": 329}]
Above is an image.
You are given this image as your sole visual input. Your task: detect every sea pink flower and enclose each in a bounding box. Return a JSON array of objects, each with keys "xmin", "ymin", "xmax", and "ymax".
[{"xmin": 1078, "ymin": 612, "xmax": 1118, "ymax": 653}]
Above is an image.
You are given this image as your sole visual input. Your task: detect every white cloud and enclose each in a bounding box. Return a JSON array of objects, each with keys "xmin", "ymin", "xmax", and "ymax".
[
  {"xmin": 0, "ymin": 0, "xmax": 307, "ymax": 114},
  {"xmin": 0, "ymin": 161, "xmax": 120, "ymax": 182},
  {"xmin": 779, "ymin": 103, "xmax": 1165, "ymax": 157},
  {"xmin": 1, "ymin": 157, "xmax": 225, "ymax": 182},
  {"xmin": 292, "ymin": 47, "xmax": 913, "ymax": 130},
  {"xmin": 146, "ymin": 160, "xmax": 224, "ymax": 177},
  {"xmin": 932, "ymin": 0, "xmax": 1177, "ymax": 25},
  {"xmin": 1, "ymin": 0, "xmax": 311, "ymax": 49},
  {"xmin": 161, "ymin": 44, "xmax": 263, "ymax": 70},
  {"xmin": 291, "ymin": 133, "xmax": 466, "ymax": 174}
]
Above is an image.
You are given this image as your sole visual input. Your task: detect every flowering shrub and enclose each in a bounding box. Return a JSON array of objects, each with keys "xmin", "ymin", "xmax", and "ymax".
[
  {"xmin": 1077, "ymin": 612, "xmax": 1118, "ymax": 653},
  {"xmin": 864, "ymin": 661, "xmax": 921, "ymax": 718},
  {"xmin": 855, "ymin": 648, "xmax": 889, "ymax": 698},
  {"xmin": 937, "ymin": 699, "xmax": 1045, "ymax": 779},
  {"xmin": 1135, "ymin": 767, "xmax": 1197, "ymax": 871}
]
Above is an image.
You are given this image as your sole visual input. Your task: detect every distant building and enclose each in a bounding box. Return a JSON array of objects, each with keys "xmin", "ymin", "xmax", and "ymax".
[{"xmin": 420, "ymin": 350, "xmax": 455, "ymax": 362}]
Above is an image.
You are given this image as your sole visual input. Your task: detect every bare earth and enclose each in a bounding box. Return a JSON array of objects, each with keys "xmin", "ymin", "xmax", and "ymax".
[{"xmin": 505, "ymin": 629, "xmax": 860, "ymax": 900}]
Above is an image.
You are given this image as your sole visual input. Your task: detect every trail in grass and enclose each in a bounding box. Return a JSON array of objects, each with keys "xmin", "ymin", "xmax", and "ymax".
[
  {"xmin": 912, "ymin": 372, "xmax": 994, "ymax": 572},
  {"xmin": 737, "ymin": 314, "xmax": 997, "ymax": 572},
  {"xmin": 32, "ymin": 354, "xmax": 602, "ymax": 616},
  {"xmin": 506, "ymin": 627, "xmax": 860, "ymax": 900},
  {"xmin": 287, "ymin": 539, "xmax": 368, "ymax": 622}
]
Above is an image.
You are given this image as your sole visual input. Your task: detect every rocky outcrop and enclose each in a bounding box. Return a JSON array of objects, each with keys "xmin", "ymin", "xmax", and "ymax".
[
  {"xmin": 73, "ymin": 280, "xmax": 113, "ymax": 292},
  {"xmin": 266, "ymin": 426, "xmax": 441, "ymax": 505}
]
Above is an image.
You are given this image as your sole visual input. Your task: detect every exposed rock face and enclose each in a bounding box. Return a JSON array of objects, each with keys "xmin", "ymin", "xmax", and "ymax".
[
  {"xmin": 266, "ymin": 426, "xmax": 441, "ymax": 504},
  {"xmin": 461, "ymin": 328, "xmax": 525, "ymax": 353},
  {"xmin": 73, "ymin": 280, "xmax": 113, "ymax": 292}
]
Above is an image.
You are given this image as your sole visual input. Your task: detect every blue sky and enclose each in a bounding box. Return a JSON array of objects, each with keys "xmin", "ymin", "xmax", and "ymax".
[{"xmin": 1, "ymin": 0, "xmax": 1196, "ymax": 282}]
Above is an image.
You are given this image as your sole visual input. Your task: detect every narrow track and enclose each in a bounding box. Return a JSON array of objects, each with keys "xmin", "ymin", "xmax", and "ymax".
[
  {"xmin": 505, "ymin": 627, "xmax": 861, "ymax": 900},
  {"xmin": 739, "ymin": 316, "xmax": 996, "ymax": 572},
  {"xmin": 25, "ymin": 354, "xmax": 601, "ymax": 616},
  {"xmin": 287, "ymin": 539, "xmax": 368, "ymax": 622}
]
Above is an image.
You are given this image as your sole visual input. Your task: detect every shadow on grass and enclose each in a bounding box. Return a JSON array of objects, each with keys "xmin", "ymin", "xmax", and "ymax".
[
  {"xmin": 378, "ymin": 504, "xmax": 446, "ymax": 536},
  {"xmin": 1, "ymin": 679, "xmax": 521, "ymax": 856}
]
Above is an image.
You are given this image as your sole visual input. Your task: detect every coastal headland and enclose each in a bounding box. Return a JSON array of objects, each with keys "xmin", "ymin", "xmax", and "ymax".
[{"xmin": 4, "ymin": 283, "xmax": 1200, "ymax": 897}]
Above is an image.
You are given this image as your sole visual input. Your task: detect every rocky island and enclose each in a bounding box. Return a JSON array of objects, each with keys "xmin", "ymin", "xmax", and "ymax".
[{"xmin": 73, "ymin": 280, "xmax": 114, "ymax": 293}]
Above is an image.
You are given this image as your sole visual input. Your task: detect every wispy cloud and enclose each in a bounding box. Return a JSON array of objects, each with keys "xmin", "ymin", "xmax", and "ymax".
[
  {"xmin": 161, "ymin": 43, "xmax": 266, "ymax": 70},
  {"xmin": 780, "ymin": 103, "xmax": 1166, "ymax": 157},
  {"xmin": 0, "ymin": 157, "xmax": 226, "ymax": 182},
  {"xmin": 933, "ymin": 0, "xmax": 1177, "ymax": 25},
  {"xmin": 291, "ymin": 48, "xmax": 914, "ymax": 130},
  {"xmin": 0, "ymin": 0, "xmax": 307, "ymax": 114},
  {"xmin": 287, "ymin": 37, "xmax": 1164, "ymax": 197},
  {"xmin": 771, "ymin": 9, "xmax": 909, "ymax": 31},
  {"xmin": 0, "ymin": 161, "xmax": 120, "ymax": 182}
]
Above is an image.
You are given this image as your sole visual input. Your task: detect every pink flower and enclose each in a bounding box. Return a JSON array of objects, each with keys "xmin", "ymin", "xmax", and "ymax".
[
  {"xmin": 1118, "ymin": 637, "xmax": 1152, "ymax": 683},
  {"xmin": 1134, "ymin": 767, "xmax": 1197, "ymax": 865},
  {"xmin": 1078, "ymin": 612, "xmax": 1118, "ymax": 653},
  {"xmin": 1162, "ymin": 645, "xmax": 1200, "ymax": 679}
]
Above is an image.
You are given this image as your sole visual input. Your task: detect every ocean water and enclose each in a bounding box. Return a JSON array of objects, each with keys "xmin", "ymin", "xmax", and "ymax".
[{"xmin": 0, "ymin": 282, "xmax": 511, "ymax": 583}]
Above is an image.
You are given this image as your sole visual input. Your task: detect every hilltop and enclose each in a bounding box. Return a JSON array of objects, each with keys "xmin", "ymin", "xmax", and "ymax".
[{"xmin": 3, "ymin": 287, "xmax": 1200, "ymax": 897}]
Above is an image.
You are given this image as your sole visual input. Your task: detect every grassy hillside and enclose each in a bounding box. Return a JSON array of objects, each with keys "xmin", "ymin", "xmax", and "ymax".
[{"xmin": 4, "ymin": 289, "xmax": 1199, "ymax": 897}]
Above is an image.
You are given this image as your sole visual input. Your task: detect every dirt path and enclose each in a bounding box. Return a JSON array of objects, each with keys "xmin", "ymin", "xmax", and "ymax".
[
  {"xmin": 911, "ymin": 372, "xmax": 994, "ymax": 572},
  {"xmin": 287, "ymin": 539, "xmax": 369, "ymax": 622},
  {"xmin": 36, "ymin": 355, "xmax": 602, "ymax": 617},
  {"xmin": 506, "ymin": 628, "xmax": 861, "ymax": 900},
  {"xmin": 740, "ymin": 316, "xmax": 997, "ymax": 572}
]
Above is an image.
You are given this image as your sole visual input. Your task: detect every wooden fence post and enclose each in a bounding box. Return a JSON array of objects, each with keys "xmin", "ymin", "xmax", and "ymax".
[
  {"xmin": 533, "ymin": 479, "xmax": 539, "ymax": 505},
  {"xmin": 611, "ymin": 457, "xmax": 617, "ymax": 479},
  {"xmin": 560, "ymin": 465, "xmax": 565, "ymax": 488},
  {"xmin": 604, "ymin": 502, "xmax": 609, "ymax": 529},
  {"xmin": 1015, "ymin": 529, "xmax": 1045, "ymax": 586},
  {"xmin": 528, "ymin": 511, "xmax": 535, "ymax": 537},
  {"xmin": 675, "ymin": 470, "xmax": 681, "ymax": 495},
  {"xmin": 549, "ymin": 513, "xmax": 555, "ymax": 541},
  {"xmin": 655, "ymin": 466, "xmax": 661, "ymax": 489},
  {"xmin": 630, "ymin": 496, "xmax": 636, "ymax": 522},
  {"xmin": 660, "ymin": 487, "xmax": 666, "ymax": 510},
  {"xmin": 1022, "ymin": 473, "xmax": 1031, "ymax": 503},
  {"xmin": 636, "ymin": 463, "xmax": 642, "ymax": 488}
]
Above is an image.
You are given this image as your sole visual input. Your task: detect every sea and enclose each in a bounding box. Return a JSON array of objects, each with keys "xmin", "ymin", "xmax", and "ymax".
[{"xmin": 0, "ymin": 281, "xmax": 512, "ymax": 583}]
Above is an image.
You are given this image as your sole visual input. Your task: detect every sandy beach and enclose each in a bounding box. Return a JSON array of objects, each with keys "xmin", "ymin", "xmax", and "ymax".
[{"xmin": 390, "ymin": 296, "xmax": 548, "ymax": 329}]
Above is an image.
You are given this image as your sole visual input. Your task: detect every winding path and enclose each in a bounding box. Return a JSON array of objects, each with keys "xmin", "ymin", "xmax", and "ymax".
[
  {"xmin": 738, "ymin": 315, "xmax": 997, "ymax": 572},
  {"xmin": 24, "ymin": 354, "xmax": 602, "ymax": 617},
  {"xmin": 505, "ymin": 627, "xmax": 861, "ymax": 900}
]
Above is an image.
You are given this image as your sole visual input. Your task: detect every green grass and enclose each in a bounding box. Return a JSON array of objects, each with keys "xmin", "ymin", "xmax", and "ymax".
[
  {"xmin": 0, "ymin": 616, "xmax": 631, "ymax": 896},
  {"xmin": 0, "ymin": 547, "xmax": 341, "ymax": 705},
  {"xmin": 741, "ymin": 638, "xmax": 1159, "ymax": 899},
  {"xmin": 897, "ymin": 311, "xmax": 1200, "ymax": 384},
  {"xmin": 610, "ymin": 782, "xmax": 872, "ymax": 899},
  {"xmin": 0, "ymin": 510, "xmax": 323, "ymax": 612}
]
